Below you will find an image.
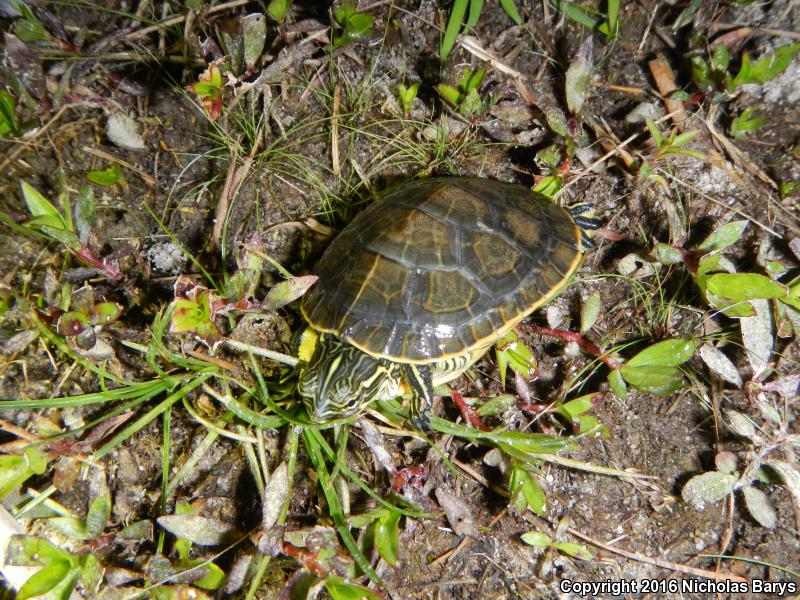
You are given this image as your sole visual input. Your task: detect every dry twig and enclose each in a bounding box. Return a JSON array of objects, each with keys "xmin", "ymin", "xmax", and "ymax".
[{"xmin": 648, "ymin": 55, "xmax": 688, "ymax": 130}]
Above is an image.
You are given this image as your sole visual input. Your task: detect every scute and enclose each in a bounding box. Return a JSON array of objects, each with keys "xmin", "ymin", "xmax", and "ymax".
[{"xmin": 302, "ymin": 177, "xmax": 582, "ymax": 363}]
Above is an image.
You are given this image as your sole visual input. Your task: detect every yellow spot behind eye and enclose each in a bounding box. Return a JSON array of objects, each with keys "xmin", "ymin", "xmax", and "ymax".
[{"xmin": 297, "ymin": 328, "xmax": 319, "ymax": 362}]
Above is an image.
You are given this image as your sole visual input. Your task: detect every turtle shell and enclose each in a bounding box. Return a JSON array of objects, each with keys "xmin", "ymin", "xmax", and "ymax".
[{"xmin": 301, "ymin": 177, "xmax": 582, "ymax": 363}]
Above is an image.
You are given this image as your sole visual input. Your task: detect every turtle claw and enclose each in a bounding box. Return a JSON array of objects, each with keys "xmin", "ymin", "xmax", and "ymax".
[{"xmin": 411, "ymin": 410, "xmax": 431, "ymax": 431}]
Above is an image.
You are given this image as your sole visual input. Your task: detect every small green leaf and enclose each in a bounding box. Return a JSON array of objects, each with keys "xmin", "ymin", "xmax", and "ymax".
[
  {"xmin": 119, "ymin": 520, "xmax": 154, "ymax": 539},
  {"xmin": 188, "ymin": 559, "xmax": 226, "ymax": 589},
  {"xmin": 6, "ymin": 536, "xmax": 74, "ymax": 566},
  {"xmin": 706, "ymin": 273, "xmax": 786, "ymax": 303},
  {"xmin": 242, "ymin": 13, "xmax": 266, "ymax": 71},
  {"xmin": 49, "ymin": 517, "xmax": 89, "ymax": 540},
  {"xmin": 347, "ymin": 12, "xmax": 373, "ymax": 37},
  {"xmin": 57, "ymin": 311, "xmax": 89, "ymax": 337},
  {"xmin": 435, "ymin": 83, "xmax": 462, "ymax": 107},
  {"xmin": 85, "ymin": 164, "xmax": 125, "ymax": 187},
  {"xmin": 0, "ymin": 455, "xmax": 31, "ymax": 498},
  {"xmin": 348, "ymin": 508, "xmax": 386, "ymax": 530},
  {"xmin": 715, "ymin": 451, "xmax": 738, "ymax": 474},
  {"xmin": 654, "ymin": 243, "xmax": 684, "ymax": 265},
  {"xmin": 85, "ymin": 491, "xmax": 111, "ymax": 537},
  {"xmin": 580, "ymin": 292, "xmax": 601, "ymax": 333},
  {"xmin": 458, "ymin": 87, "xmax": 483, "ymax": 116},
  {"xmin": 565, "ymin": 37, "xmax": 593, "ymax": 115},
  {"xmin": 17, "ymin": 561, "xmax": 74, "ymax": 600},
  {"xmin": 476, "ymin": 393, "xmax": 516, "ymax": 416},
  {"xmin": 765, "ymin": 461, "xmax": 800, "ymax": 508},
  {"xmin": 710, "ymin": 44, "xmax": 730, "ymax": 72},
  {"xmin": 187, "ymin": 62, "xmax": 224, "ymax": 119},
  {"xmin": 730, "ymin": 108, "xmax": 765, "ymax": 139},
  {"xmin": 727, "ymin": 410, "xmax": 756, "ymax": 439},
  {"xmin": 21, "ymin": 181, "xmax": 68, "ymax": 232},
  {"xmin": 464, "ymin": 65, "xmax": 487, "ymax": 94},
  {"xmin": 619, "ymin": 364, "xmax": 684, "ymax": 395},
  {"xmin": 626, "ymin": 338, "xmax": 696, "ymax": 368},
  {"xmin": 690, "ymin": 55, "xmax": 714, "ymax": 92},
  {"xmin": 374, "ymin": 510, "xmax": 400, "ymax": 565},
  {"xmin": 670, "ymin": 130, "xmax": 700, "ymax": 148},
  {"xmin": 668, "ymin": 89, "xmax": 690, "ymax": 101},
  {"xmin": 0, "ymin": 89, "xmax": 18, "ymax": 138},
  {"xmin": 682, "ymin": 471, "xmax": 737, "ymax": 508},
  {"xmin": 494, "ymin": 330, "xmax": 536, "ymax": 386},
  {"xmin": 91, "ymin": 302, "xmax": 123, "ymax": 326},
  {"xmin": 742, "ymin": 485, "xmax": 777, "ymax": 528},
  {"xmin": 697, "ymin": 220, "xmax": 748, "ymax": 253},
  {"xmin": 326, "ymin": 577, "xmax": 383, "ymax": 600},
  {"xmin": 605, "ymin": 0, "xmax": 619, "ymax": 36},
  {"xmin": 157, "ymin": 514, "xmax": 237, "ymax": 546},
  {"xmin": 13, "ymin": 13, "xmax": 49, "ymax": 43},
  {"xmin": 266, "ymin": 0, "xmax": 292, "ymax": 20},
  {"xmin": 558, "ymin": 395, "xmax": 594, "ymax": 419},
  {"xmin": 552, "ymin": 541, "xmax": 594, "ymax": 560},
  {"xmin": 79, "ymin": 553, "xmax": 103, "ymax": 594},
  {"xmin": 37, "ymin": 224, "xmax": 80, "ymax": 249},
  {"xmin": 510, "ymin": 466, "xmax": 546, "ymax": 515},
  {"xmin": 608, "ymin": 368, "xmax": 627, "ymax": 399},
  {"xmin": 532, "ymin": 175, "xmax": 563, "ymax": 197},
  {"xmin": 398, "ymin": 82, "xmax": 420, "ymax": 115},
  {"xmin": 645, "ymin": 118, "xmax": 664, "ymax": 147},
  {"xmin": 575, "ymin": 414, "xmax": 607, "ymax": 437},
  {"xmin": 696, "ymin": 253, "xmax": 721, "ymax": 276},
  {"xmin": 550, "ymin": 0, "xmax": 601, "ymax": 30},
  {"xmin": 780, "ymin": 181, "xmax": 799, "ymax": 199},
  {"xmin": 74, "ymin": 185, "xmax": 96, "ymax": 243},
  {"xmin": 333, "ymin": 0, "xmax": 355, "ymax": 23},
  {"xmin": 544, "ymin": 107, "xmax": 570, "ymax": 137},
  {"xmin": 733, "ymin": 43, "xmax": 800, "ymax": 87},
  {"xmin": 25, "ymin": 446, "xmax": 48, "ymax": 474},
  {"xmin": 170, "ymin": 295, "xmax": 218, "ymax": 337},
  {"xmin": 783, "ymin": 276, "xmax": 800, "ymax": 311},
  {"xmin": 520, "ymin": 530, "xmax": 552, "ymax": 548},
  {"xmin": 263, "ymin": 275, "xmax": 318, "ymax": 309}
]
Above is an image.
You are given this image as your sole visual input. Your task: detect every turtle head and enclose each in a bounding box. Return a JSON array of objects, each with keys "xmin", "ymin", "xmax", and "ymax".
[{"xmin": 297, "ymin": 330, "xmax": 401, "ymax": 423}]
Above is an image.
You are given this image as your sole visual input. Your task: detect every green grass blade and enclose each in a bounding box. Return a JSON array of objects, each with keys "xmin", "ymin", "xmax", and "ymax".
[
  {"xmin": 302, "ymin": 428, "xmax": 380, "ymax": 583},
  {"xmin": 305, "ymin": 427, "xmax": 428, "ymax": 518},
  {"xmin": 0, "ymin": 377, "xmax": 178, "ymax": 409},
  {"xmin": 93, "ymin": 372, "xmax": 214, "ymax": 458},
  {"xmin": 498, "ymin": 0, "xmax": 523, "ymax": 25},
  {"xmin": 549, "ymin": 0, "xmax": 601, "ymax": 29},
  {"xmin": 466, "ymin": 0, "xmax": 484, "ymax": 27},
  {"xmin": 606, "ymin": 0, "xmax": 619, "ymax": 36},
  {"xmin": 440, "ymin": 0, "xmax": 468, "ymax": 61}
]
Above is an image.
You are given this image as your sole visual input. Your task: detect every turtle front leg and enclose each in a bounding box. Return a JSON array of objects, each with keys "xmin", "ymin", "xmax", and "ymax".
[{"xmin": 401, "ymin": 363, "xmax": 434, "ymax": 430}]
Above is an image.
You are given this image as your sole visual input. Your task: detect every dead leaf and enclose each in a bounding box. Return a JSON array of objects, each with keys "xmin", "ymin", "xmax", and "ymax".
[
  {"xmin": 434, "ymin": 489, "xmax": 479, "ymax": 537},
  {"xmin": 739, "ymin": 299, "xmax": 773, "ymax": 380}
]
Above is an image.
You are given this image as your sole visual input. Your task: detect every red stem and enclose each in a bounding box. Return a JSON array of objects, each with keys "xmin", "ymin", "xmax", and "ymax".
[
  {"xmin": 450, "ymin": 390, "xmax": 492, "ymax": 431},
  {"xmin": 522, "ymin": 324, "xmax": 622, "ymax": 370}
]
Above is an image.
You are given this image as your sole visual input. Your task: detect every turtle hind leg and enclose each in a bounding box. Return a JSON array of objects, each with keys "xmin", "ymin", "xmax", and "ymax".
[
  {"xmin": 568, "ymin": 203, "xmax": 601, "ymax": 250},
  {"xmin": 401, "ymin": 363, "xmax": 434, "ymax": 430}
]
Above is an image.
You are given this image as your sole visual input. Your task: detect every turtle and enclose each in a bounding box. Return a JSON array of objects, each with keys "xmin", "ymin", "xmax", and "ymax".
[{"xmin": 296, "ymin": 176, "xmax": 595, "ymax": 428}]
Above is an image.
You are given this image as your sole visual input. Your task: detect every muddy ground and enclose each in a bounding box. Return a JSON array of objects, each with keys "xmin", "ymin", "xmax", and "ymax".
[{"xmin": 1, "ymin": 0, "xmax": 799, "ymax": 599}]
